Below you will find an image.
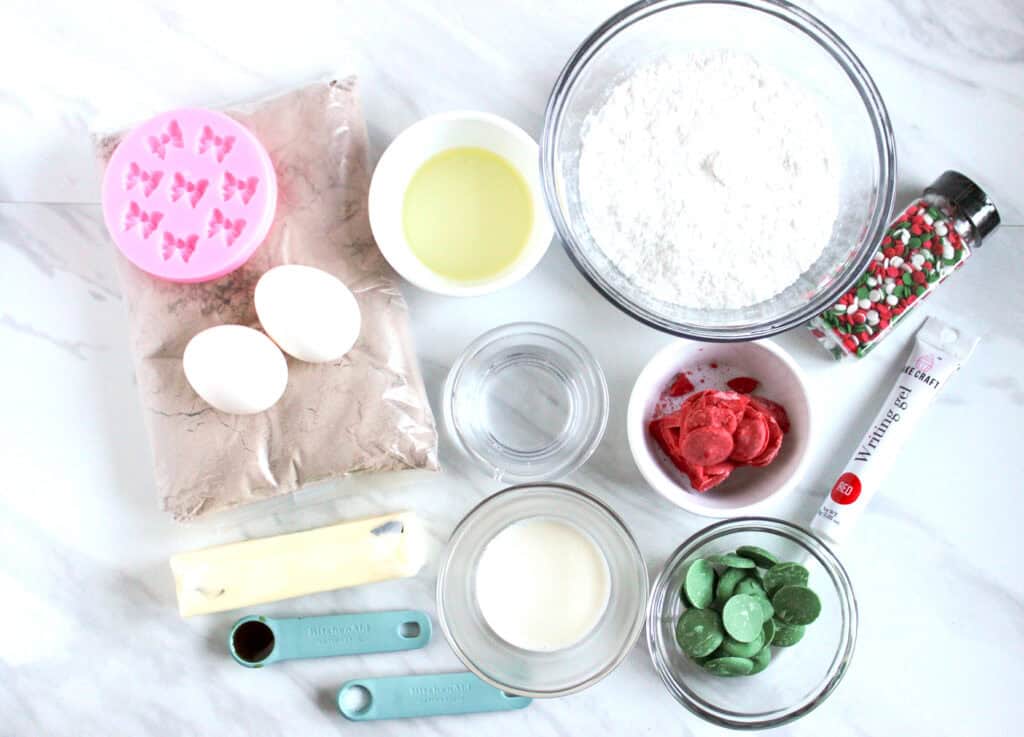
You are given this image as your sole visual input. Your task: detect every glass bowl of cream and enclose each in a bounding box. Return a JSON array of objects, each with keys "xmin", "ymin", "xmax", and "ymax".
[
  {"xmin": 436, "ymin": 483, "xmax": 649, "ymax": 697},
  {"xmin": 540, "ymin": 0, "xmax": 896, "ymax": 340}
]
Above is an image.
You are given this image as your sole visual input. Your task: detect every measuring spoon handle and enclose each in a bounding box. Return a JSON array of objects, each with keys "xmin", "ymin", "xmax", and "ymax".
[
  {"xmin": 338, "ymin": 672, "xmax": 531, "ymax": 721},
  {"xmin": 284, "ymin": 610, "xmax": 430, "ymax": 660}
]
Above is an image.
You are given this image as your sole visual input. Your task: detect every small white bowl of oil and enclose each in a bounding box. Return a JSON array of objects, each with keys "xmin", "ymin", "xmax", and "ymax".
[{"xmin": 368, "ymin": 111, "xmax": 554, "ymax": 297}]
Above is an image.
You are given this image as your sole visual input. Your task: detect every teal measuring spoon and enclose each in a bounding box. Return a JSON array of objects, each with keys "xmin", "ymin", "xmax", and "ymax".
[
  {"xmin": 228, "ymin": 610, "xmax": 430, "ymax": 667},
  {"xmin": 337, "ymin": 672, "xmax": 532, "ymax": 721}
]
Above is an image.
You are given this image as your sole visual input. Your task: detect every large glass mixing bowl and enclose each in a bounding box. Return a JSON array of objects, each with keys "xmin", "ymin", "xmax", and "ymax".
[{"xmin": 540, "ymin": 0, "xmax": 896, "ymax": 341}]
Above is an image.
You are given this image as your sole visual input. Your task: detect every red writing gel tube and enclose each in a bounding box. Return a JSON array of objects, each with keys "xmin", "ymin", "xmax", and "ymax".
[{"xmin": 811, "ymin": 318, "xmax": 978, "ymax": 545}]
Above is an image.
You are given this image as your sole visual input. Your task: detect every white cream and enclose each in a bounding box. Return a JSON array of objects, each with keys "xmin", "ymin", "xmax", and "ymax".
[{"xmin": 474, "ymin": 517, "xmax": 610, "ymax": 652}]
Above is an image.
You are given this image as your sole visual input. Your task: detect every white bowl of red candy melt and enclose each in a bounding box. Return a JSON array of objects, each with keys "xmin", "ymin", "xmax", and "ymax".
[{"xmin": 627, "ymin": 340, "xmax": 812, "ymax": 518}]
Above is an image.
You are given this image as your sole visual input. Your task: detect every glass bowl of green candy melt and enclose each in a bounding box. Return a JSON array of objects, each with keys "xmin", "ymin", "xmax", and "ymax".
[{"xmin": 647, "ymin": 517, "xmax": 857, "ymax": 729}]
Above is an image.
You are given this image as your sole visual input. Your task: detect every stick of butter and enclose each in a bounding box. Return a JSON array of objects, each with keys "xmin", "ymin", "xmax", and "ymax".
[{"xmin": 170, "ymin": 511, "xmax": 426, "ymax": 617}]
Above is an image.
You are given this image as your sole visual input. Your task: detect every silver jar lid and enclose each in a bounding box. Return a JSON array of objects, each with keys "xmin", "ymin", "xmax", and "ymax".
[{"xmin": 925, "ymin": 170, "xmax": 1001, "ymax": 242}]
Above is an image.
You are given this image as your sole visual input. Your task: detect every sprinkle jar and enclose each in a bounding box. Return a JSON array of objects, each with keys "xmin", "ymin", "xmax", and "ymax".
[{"xmin": 808, "ymin": 171, "xmax": 1000, "ymax": 359}]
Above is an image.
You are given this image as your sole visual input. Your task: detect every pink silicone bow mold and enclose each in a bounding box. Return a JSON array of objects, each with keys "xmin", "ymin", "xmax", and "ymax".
[{"xmin": 102, "ymin": 109, "xmax": 277, "ymax": 283}]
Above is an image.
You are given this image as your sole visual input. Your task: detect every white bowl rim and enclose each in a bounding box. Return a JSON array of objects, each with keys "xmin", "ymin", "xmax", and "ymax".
[
  {"xmin": 627, "ymin": 338, "xmax": 813, "ymax": 517},
  {"xmin": 368, "ymin": 110, "xmax": 554, "ymax": 297}
]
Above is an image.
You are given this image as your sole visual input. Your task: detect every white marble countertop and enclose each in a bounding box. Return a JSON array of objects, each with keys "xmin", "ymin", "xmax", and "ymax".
[{"xmin": 2, "ymin": 1, "xmax": 1022, "ymax": 735}]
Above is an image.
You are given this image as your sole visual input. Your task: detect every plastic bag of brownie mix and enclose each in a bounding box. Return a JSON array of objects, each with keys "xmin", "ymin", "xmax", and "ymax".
[{"xmin": 94, "ymin": 78, "xmax": 439, "ymax": 522}]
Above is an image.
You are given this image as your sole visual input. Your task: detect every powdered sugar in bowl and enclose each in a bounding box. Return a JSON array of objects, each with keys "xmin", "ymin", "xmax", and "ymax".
[{"xmin": 541, "ymin": 0, "xmax": 896, "ymax": 341}]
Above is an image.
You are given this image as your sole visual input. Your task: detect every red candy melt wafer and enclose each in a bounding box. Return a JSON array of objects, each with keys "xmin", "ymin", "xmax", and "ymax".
[
  {"xmin": 667, "ymin": 372, "xmax": 695, "ymax": 396},
  {"xmin": 726, "ymin": 376, "xmax": 759, "ymax": 394},
  {"xmin": 731, "ymin": 408, "xmax": 769, "ymax": 463},
  {"xmin": 680, "ymin": 426, "xmax": 734, "ymax": 466},
  {"xmin": 748, "ymin": 415, "xmax": 784, "ymax": 467},
  {"xmin": 685, "ymin": 405, "xmax": 741, "ymax": 435},
  {"xmin": 649, "ymin": 386, "xmax": 790, "ymax": 493},
  {"xmin": 749, "ymin": 396, "xmax": 791, "ymax": 433}
]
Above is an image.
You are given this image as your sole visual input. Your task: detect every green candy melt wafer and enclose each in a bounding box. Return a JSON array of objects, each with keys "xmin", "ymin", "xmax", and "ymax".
[
  {"xmin": 761, "ymin": 616, "xmax": 776, "ymax": 647},
  {"xmin": 749, "ymin": 646, "xmax": 772, "ymax": 674},
  {"xmin": 735, "ymin": 546, "xmax": 778, "ymax": 568},
  {"xmin": 735, "ymin": 577, "xmax": 766, "ymax": 598},
  {"xmin": 674, "ymin": 548, "xmax": 821, "ymax": 678},
  {"xmin": 703, "ymin": 656, "xmax": 754, "ymax": 677},
  {"xmin": 714, "ymin": 567, "xmax": 747, "ymax": 608},
  {"xmin": 676, "ymin": 608, "xmax": 724, "ymax": 658},
  {"xmin": 721, "ymin": 594, "xmax": 764, "ymax": 643},
  {"xmin": 682, "ymin": 558, "xmax": 715, "ymax": 609},
  {"xmin": 717, "ymin": 631, "xmax": 764, "ymax": 658},
  {"xmin": 772, "ymin": 585, "xmax": 822, "ymax": 625},
  {"xmin": 772, "ymin": 619, "xmax": 806, "ymax": 646},
  {"xmin": 708, "ymin": 553, "xmax": 756, "ymax": 570},
  {"xmin": 763, "ymin": 562, "xmax": 809, "ymax": 594}
]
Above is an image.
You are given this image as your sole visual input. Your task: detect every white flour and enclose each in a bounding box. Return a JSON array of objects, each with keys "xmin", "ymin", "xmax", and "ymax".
[{"xmin": 579, "ymin": 50, "xmax": 839, "ymax": 310}]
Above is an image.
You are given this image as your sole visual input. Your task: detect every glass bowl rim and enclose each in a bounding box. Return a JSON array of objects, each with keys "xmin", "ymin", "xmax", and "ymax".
[
  {"xmin": 646, "ymin": 516, "xmax": 858, "ymax": 729},
  {"xmin": 539, "ymin": 0, "xmax": 897, "ymax": 342},
  {"xmin": 436, "ymin": 482, "xmax": 650, "ymax": 697}
]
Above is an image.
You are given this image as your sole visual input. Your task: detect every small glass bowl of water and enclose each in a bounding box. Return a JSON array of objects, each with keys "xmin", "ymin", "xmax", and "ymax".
[{"xmin": 443, "ymin": 322, "xmax": 609, "ymax": 482}]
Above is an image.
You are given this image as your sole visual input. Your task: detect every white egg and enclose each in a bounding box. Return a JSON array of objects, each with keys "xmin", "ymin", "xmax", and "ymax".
[
  {"xmin": 254, "ymin": 265, "xmax": 361, "ymax": 363},
  {"xmin": 183, "ymin": 325, "xmax": 288, "ymax": 414}
]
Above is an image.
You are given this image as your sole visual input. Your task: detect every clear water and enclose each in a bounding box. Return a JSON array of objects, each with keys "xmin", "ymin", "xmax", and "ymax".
[
  {"xmin": 480, "ymin": 352, "xmax": 574, "ymax": 455},
  {"xmin": 447, "ymin": 325, "xmax": 607, "ymax": 482}
]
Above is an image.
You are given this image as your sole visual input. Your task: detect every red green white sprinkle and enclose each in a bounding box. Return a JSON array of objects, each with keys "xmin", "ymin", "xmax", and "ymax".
[{"xmin": 809, "ymin": 196, "xmax": 972, "ymax": 357}]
